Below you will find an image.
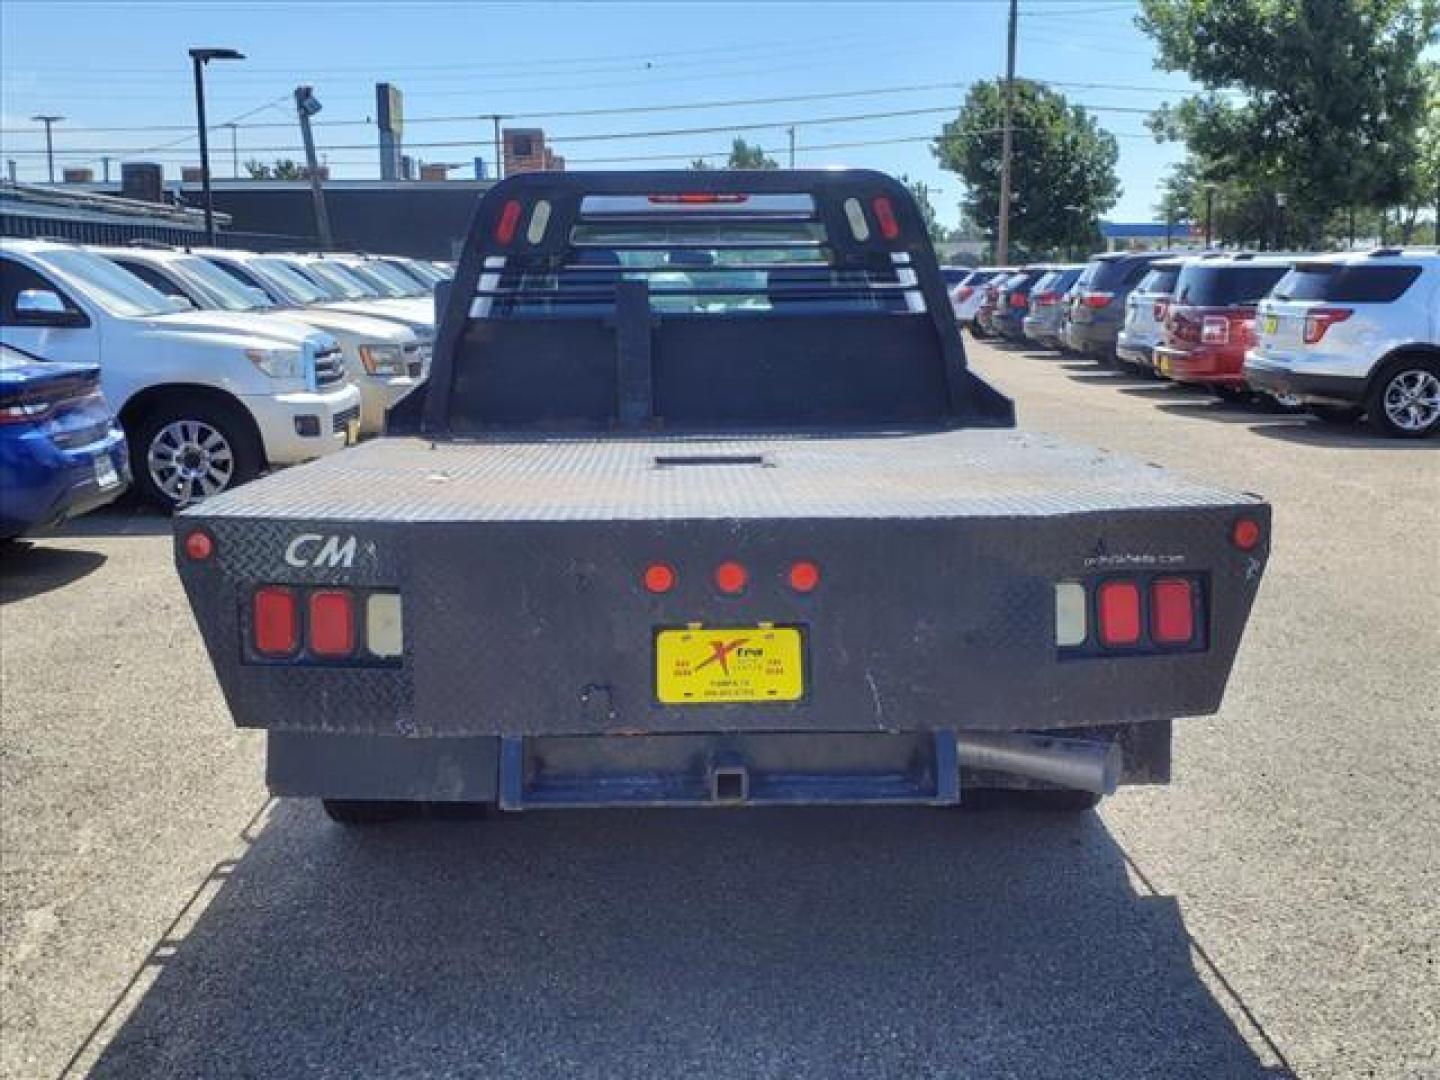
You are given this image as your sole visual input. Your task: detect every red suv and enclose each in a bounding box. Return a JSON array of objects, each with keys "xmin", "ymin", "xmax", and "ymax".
[{"xmin": 1155, "ymin": 254, "xmax": 1296, "ymax": 401}]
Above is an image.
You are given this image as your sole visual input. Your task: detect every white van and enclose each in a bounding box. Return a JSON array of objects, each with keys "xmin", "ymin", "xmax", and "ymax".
[
  {"xmin": 0, "ymin": 239, "xmax": 361, "ymax": 508},
  {"xmin": 98, "ymin": 247, "xmax": 424, "ymax": 435}
]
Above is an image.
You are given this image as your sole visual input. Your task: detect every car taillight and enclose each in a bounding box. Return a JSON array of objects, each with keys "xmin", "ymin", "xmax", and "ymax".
[
  {"xmin": 253, "ymin": 587, "xmax": 299, "ymax": 657},
  {"xmin": 1153, "ymin": 299, "xmax": 1170, "ymax": 321},
  {"xmin": 871, "ymin": 196, "xmax": 900, "ymax": 240},
  {"xmin": 494, "ymin": 199, "xmax": 522, "ymax": 244},
  {"xmin": 957, "ymin": 285, "xmax": 974, "ymax": 301},
  {"xmin": 1082, "ymin": 291, "xmax": 1113, "ymax": 309},
  {"xmin": 1097, "ymin": 581, "xmax": 1142, "ymax": 646},
  {"xmin": 1303, "ymin": 307, "xmax": 1352, "ymax": 344},
  {"xmin": 1009, "ymin": 292, "xmax": 1028, "ymax": 309},
  {"xmin": 1150, "ymin": 578, "xmax": 1196, "ymax": 644},
  {"xmin": 308, "ymin": 590, "xmax": 356, "ymax": 658},
  {"xmin": 1200, "ymin": 315, "xmax": 1231, "ymax": 345},
  {"xmin": 1034, "ymin": 290, "xmax": 1058, "ymax": 306}
]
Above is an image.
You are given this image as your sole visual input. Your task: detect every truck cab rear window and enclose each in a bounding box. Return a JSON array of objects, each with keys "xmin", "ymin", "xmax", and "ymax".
[{"xmin": 1272, "ymin": 264, "xmax": 1421, "ymax": 303}]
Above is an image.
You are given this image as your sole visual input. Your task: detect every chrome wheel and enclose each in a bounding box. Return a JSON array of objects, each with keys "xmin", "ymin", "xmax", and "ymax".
[
  {"xmin": 147, "ymin": 419, "xmax": 235, "ymax": 507},
  {"xmin": 1382, "ymin": 370, "xmax": 1440, "ymax": 433}
]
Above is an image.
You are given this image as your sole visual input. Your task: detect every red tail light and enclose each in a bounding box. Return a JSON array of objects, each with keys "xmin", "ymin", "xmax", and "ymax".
[
  {"xmin": 643, "ymin": 563, "xmax": 676, "ymax": 594},
  {"xmin": 871, "ymin": 196, "xmax": 900, "ymax": 240},
  {"xmin": 714, "ymin": 561, "xmax": 748, "ymax": 595},
  {"xmin": 494, "ymin": 199, "xmax": 522, "ymax": 244},
  {"xmin": 1153, "ymin": 299, "xmax": 1169, "ymax": 321},
  {"xmin": 957, "ymin": 285, "xmax": 974, "ymax": 301},
  {"xmin": 1302, "ymin": 307, "xmax": 1352, "ymax": 344},
  {"xmin": 1082, "ymin": 291, "xmax": 1114, "ymax": 309},
  {"xmin": 308, "ymin": 590, "xmax": 356, "ymax": 658},
  {"xmin": 647, "ymin": 193, "xmax": 748, "ymax": 204},
  {"xmin": 253, "ymin": 587, "xmax": 299, "ymax": 657},
  {"xmin": 788, "ymin": 560, "xmax": 821, "ymax": 594},
  {"xmin": 1232, "ymin": 518, "xmax": 1263, "ymax": 551},
  {"xmin": 1097, "ymin": 581, "xmax": 1141, "ymax": 647},
  {"xmin": 183, "ymin": 529, "xmax": 214, "ymax": 561},
  {"xmin": 1008, "ymin": 292, "xmax": 1028, "ymax": 309},
  {"xmin": 1033, "ymin": 290, "xmax": 1059, "ymax": 306},
  {"xmin": 1150, "ymin": 578, "xmax": 1195, "ymax": 644}
]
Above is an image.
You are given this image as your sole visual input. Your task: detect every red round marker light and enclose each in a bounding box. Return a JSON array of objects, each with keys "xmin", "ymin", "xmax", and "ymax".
[
  {"xmin": 643, "ymin": 563, "xmax": 676, "ymax": 594},
  {"xmin": 1232, "ymin": 518, "xmax": 1262, "ymax": 551},
  {"xmin": 184, "ymin": 529, "xmax": 214, "ymax": 561},
  {"xmin": 788, "ymin": 560, "xmax": 820, "ymax": 593},
  {"xmin": 714, "ymin": 561, "xmax": 748, "ymax": 595}
]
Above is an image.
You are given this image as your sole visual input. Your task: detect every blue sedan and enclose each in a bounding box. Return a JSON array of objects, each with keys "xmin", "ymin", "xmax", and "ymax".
[{"xmin": 1, "ymin": 345, "xmax": 130, "ymax": 540}]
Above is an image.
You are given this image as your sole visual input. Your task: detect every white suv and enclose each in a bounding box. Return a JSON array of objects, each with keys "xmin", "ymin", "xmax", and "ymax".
[
  {"xmin": 100, "ymin": 247, "xmax": 425, "ymax": 436},
  {"xmin": 1245, "ymin": 249, "xmax": 1440, "ymax": 437},
  {"xmin": 0, "ymin": 240, "xmax": 362, "ymax": 507}
]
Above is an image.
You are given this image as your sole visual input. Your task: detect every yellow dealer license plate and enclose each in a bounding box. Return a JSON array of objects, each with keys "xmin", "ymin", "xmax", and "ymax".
[
  {"xmin": 655, "ymin": 625, "xmax": 805, "ymax": 705},
  {"xmin": 1263, "ymin": 313, "xmax": 1278, "ymax": 334},
  {"xmin": 345, "ymin": 418, "xmax": 361, "ymax": 446}
]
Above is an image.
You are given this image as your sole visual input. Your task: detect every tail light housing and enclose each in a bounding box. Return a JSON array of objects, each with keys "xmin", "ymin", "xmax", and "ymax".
[
  {"xmin": 1302, "ymin": 307, "xmax": 1352, "ymax": 344},
  {"xmin": 957, "ymin": 285, "xmax": 974, "ymax": 301},
  {"xmin": 1152, "ymin": 299, "xmax": 1170, "ymax": 322},
  {"xmin": 308, "ymin": 590, "xmax": 356, "ymax": 658},
  {"xmin": 249, "ymin": 586, "xmax": 403, "ymax": 664},
  {"xmin": 871, "ymin": 196, "xmax": 900, "ymax": 240},
  {"xmin": 1200, "ymin": 315, "xmax": 1231, "ymax": 345},
  {"xmin": 1009, "ymin": 292, "xmax": 1028, "ymax": 309},
  {"xmin": 1056, "ymin": 573, "xmax": 1207, "ymax": 655},
  {"xmin": 1033, "ymin": 290, "xmax": 1059, "ymax": 306},
  {"xmin": 1097, "ymin": 581, "xmax": 1142, "ymax": 646},
  {"xmin": 1082, "ymin": 291, "xmax": 1114, "ymax": 309},
  {"xmin": 494, "ymin": 199, "xmax": 522, "ymax": 244},
  {"xmin": 253, "ymin": 587, "xmax": 299, "ymax": 657},
  {"xmin": 1150, "ymin": 578, "xmax": 1196, "ymax": 645}
]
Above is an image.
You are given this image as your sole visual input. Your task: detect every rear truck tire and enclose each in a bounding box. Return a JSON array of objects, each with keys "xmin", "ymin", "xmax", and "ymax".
[
  {"xmin": 130, "ymin": 399, "xmax": 261, "ymax": 511},
  {"xmin": 1310, "ymin": 404, "xmax": 1363, "ymax": 425},
  {"xmin": 1366, "ymin": 357, "xmax": 1440, "ymax": 439},
  {"xmin": 321, "ymin": 799, "xmax": 414, "ymax": 826}
]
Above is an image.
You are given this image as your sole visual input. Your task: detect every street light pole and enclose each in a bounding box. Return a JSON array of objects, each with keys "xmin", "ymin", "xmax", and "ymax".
[
  {"xmin": 31, "ymin": 115, "xmax": 64, "ymax": 183},
  {"xmin": 995, "ymin": 0, "xmax": 1019, "ymax": 265},
  {"xmin": 188, "ymin": 47, "xmax": 245, "ymax": 247}
]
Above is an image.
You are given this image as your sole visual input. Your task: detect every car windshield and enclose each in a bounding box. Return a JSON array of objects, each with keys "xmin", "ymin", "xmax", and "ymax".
[
  {"xmin": 1271, "ymin": 263, "xmax": 1423, "ymax": 303},
  {"xmin": 1173, "ymin": 264, "xmax": 1291, "ymax": 306},
  {"xmin": 36, "ymin": 248, "xmax": 188, "ymax": 317},
  {"xmin": 1136, "ymin": 265, "xmax": 1181, "ymax": 295},
  {"xmin": 170, "ymin": 257, "xmax": 276, "ymax": 312},
  {"xmin": 391, "ymin": 259, "xmax": 444, "ymax": 287},
  {"xmin": 294, "ymin": 260, "xmax": 377, "ymax": 300},
  {"xmin": 357, "ymin": 261, "xmax": 426, "ymax": 296},
  {"xmin": 247, "ymin": 258, "xmax": 330, "ymax": 305}
]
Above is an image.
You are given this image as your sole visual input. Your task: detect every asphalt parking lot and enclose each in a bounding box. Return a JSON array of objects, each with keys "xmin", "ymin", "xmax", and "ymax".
[{"xmin": 2, "ymin": 339, "xmax": 1436, "ymax": 1080}]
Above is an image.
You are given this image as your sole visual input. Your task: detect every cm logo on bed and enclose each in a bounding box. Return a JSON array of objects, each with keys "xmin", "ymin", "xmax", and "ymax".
[{"xmin": 284, "ymin": 533, "xmax": 357, "ymax": 569}]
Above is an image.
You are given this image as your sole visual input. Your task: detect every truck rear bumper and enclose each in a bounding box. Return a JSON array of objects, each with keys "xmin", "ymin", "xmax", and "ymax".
[{"xmin": 267, "ymin": 724, "xmax": 1170, "ymax": 806}]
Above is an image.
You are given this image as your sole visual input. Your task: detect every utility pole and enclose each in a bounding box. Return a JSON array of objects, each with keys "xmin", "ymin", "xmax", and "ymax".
[
  {"xmin": 31, "ymin": 115, "xmax": 64, "ymax": 184},
  {"xmin": 788, "ymin": 126, "xmax": 796, "ymax": 168},
  {"xmin": 295, "ymin": 86, "xmax": 334, "ymax": 249},
  {"xmin": 995, "ymin": 0, "xmax": 1019, "ymax": 265},
  {"xmin": 223, "ymin": 123, "xmax": 239, "ymax": 178},
  {"xmin": 491, "ymin": 115, "xmax": 504, "ymax": 180}
]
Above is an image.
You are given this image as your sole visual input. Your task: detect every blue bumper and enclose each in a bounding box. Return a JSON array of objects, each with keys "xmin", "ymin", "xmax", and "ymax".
[{"xmin": 0, "ymin": 424, "xmax": 130, "ymax": 540}]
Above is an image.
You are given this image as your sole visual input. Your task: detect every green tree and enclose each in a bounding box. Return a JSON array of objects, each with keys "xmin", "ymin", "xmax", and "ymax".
[
  {"xmin": 1139, "ymin": 0, "xmax": 1440, "ymax": 246},
  {"xmin": 898, "ymin": 174, "xmax": 948, "ymax": 244},
  {"xmin": 725, "ymin": 138, "xmax": 779, "ymax": 170},
  {"xmin": 244, "ymin": 158, "xmax": 307, "ymax": 180},
  {"xmin": 933, "ymin": 80, "xmax": 1120, "ymax": 258}
]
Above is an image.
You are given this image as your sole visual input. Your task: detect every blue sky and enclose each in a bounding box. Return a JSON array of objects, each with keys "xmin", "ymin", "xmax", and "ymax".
[{"xmin": 0, "ymin": 0, "xmax": 1202, "ymax": 226}]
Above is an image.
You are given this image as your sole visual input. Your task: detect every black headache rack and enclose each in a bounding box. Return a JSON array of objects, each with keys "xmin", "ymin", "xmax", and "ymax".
[{"xmin": 395, "ymin": 169, "xmax": 1014, "ymax": 435}]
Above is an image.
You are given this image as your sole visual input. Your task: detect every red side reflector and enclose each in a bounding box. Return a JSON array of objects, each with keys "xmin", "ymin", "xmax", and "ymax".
[
  {"xmin": 1097, "ymin": 581, "xmax": 1141, "ymax": 647},
  {"xmin": 714, "ymin": 561, "xmax": 748, "ymax": 595},
  {"xmin": 1151, "ymin": 578, "xmax": 1195, "ymax": 645},
  {"xmin": 647, "ymin": 193, "xmax": 748, "ymax": 204},
  {"xmin": 643, "ymin": 563, "xmax": 676, "ymax": 594},
  {"xmin": 1232, "ymin": 518, "xmax": 1262, "ymax": 551},
  {"xmin": 788, "ymin": 560, "xmax": 820, "ymax": 594},
  {"xmin": 495, "ymin": 199, "xmax": 522, "ymax": 244},
  {"xmin": 309, "ymin": 590, "xmax": 356, "ymax": 658},
  {"xmin": 184, "ymin": 529, "xmax": 214, "ymax": 561},
  {"xmin": 871, "ymin": 196, "xmax": 900, "ymax": 240},
  {"xmin": 253, "ymin": 587, "xmax": 298, "ymax": 657}
]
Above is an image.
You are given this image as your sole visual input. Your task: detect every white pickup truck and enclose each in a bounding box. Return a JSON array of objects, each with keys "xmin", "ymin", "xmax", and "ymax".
[
  {"xmin": 99, "ymin": 246, "xmax": 424, "ymax": 436},
  {"xmin": 0, "ymin": 239, "xmax": 361, "ymax": 508}
]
